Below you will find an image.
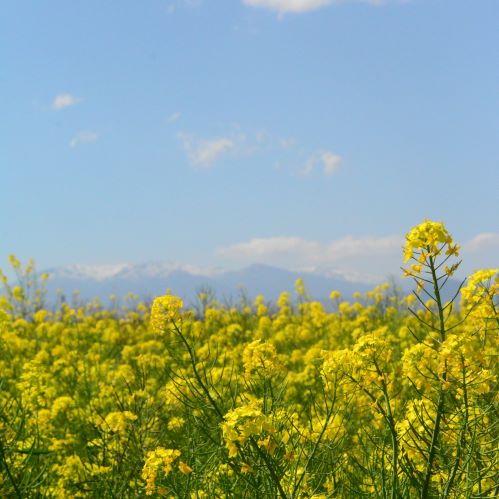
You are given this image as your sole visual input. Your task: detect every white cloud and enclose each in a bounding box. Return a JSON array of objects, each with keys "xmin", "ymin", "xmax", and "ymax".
[
  {"xmin": 176, "ymin": 126, "xmax": 341, "ymax": 175},
  {"xmin": 177, "ymin": 133, "xmax": 235, "ymax": 167},
  {"xmin": 218, "ymin": 236, "xmax": 321, "ymax": 260},
  {"xmin": 460, "ymin": 232, "xmax": 499, "ymax": 276},
  {"xmin": 321, "ymin": 151, "xmax": 342, "ymax": 175},
  {"xmin": 217, "ymin": 234, "xmax": 404, "ymax": 281},
  {"xmin": 298, "ymin": 150, "xmax": 342, "ymax": 176},
  {"xmin": 328, "ymin": 235, "xmax": 403, "ymax": 258},
  {"xmin": 217, "ymin": 234, "xmax": 403, "ymax": 264},
  {"xmin": 69, "ymin": 131, "xmax": 98, "ymax": 148},
  {"xmin": 243, "ymin": 0, "xmax": 385, "ymax": 14},
  {"xmin": 176, "ymin": 126, "xmax": 266, "ymax": 168},
  {"xmin": 465, "ymin": 233, "xmax": 499, "ymax": 252},
  {"xmin": 168, "ymin": 112, "xmax": 181, "ymax": 123},
  {"xmin": 217, "ymin": 231, "xmax": 499, "ymax": 281},
  {"xmin": 53, "ymin": 94, "xmax": 80, "ymax": 110}
]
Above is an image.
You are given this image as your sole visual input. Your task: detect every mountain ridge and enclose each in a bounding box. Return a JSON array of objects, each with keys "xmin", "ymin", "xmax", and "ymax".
[
  {"xmin": 44, "ymin": 262, "xmax": 382, "ymax": 304},
  {"xmin": 42, "ymin": 261, "xmax": 461, "ymax": 306}
]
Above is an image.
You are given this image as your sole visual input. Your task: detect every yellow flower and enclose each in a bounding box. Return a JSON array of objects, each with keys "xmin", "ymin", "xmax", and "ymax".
[
  {"xmin": 460, "ymin": 268, "xmax": 498, "ymax": 326},
  {"xmin": 295, "ymin": 278, "xmax": 306, "ymax": 297},
  {"xmin": 178, "ymin": 461, "xmax": 193, "ymax": 474},
  {"xmin": 142, "ymin": 448, "xmax": 181, "ymax": 495},
  {"xmin": 150, "ymin": 295, "xmax": 183, "ymax": 332},
  {"xmin": 242, "ymin": 339, "xmax": 282, "ymax": 379},
  {"xmin": 8, "ymin": 254, "xmax": 21, "ymax": 269},
  {"xmin": 221, "ymin": 400, "xmax": 274, "ymax": 457},
  {"xmin": 12, "ymin": 286, "xmax": 25, "ymax": 301},
  {"xmin": 403, "ymin": 219, "xmax": 459, "ymax": 264},
  {"xmin": 102, "ymin": 411, "xmax": 138, "ymax": 435},
  {"xmin": 167, "ymin": 416, "xmax": 185, "ymax": 431},
  {"xmin": 258, "ymin": 435, "xmax": 277, "ymax": 454},
  {"xmin": 51, "ymin": 396, "xmax": 74, "ymax": 419},
  {"xmin": 241, "ymin": 463, "xmax": 254, "ymax": 473},
  {"xmin": 277, "ymin": 291, "xmax": 291, "ymax": 309}
]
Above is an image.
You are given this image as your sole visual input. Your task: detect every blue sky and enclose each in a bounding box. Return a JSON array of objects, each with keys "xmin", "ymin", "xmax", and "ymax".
[{"xmin": 2, "ymin": 0, "xmax": 498, "ymax": 281}]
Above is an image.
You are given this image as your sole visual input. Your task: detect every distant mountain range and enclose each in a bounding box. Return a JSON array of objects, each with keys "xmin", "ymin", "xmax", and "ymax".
[
  {"xmin": 43, "ymin": 262, "xmax": 384, "ymax": 305},
  {"xmin": 42, "ymin": 262, "xmax": 462, "ymax": 306}
]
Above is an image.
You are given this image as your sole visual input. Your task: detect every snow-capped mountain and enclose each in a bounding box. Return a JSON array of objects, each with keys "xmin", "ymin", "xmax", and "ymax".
[
  {"xmin": 49, "ymin": 262, "xmax": 220, "ymax": 281},
  {"xmin": 43, "ymin": 262, "xmax": 379, "ymax": 304}
]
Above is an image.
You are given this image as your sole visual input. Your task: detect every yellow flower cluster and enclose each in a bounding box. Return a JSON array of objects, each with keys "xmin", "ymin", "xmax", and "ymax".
[
  {"xmin": 102, "ymin": 410, "xmax": 138, "ymax": 435},
  {"xmin": 142, "ymin": 448, "xmax": 181, "ymax": 495},
  {"xmin": 403, "ymin": 219, "xmax": 459, "ymax": 263},
  {"xmin": 460, "ymin": 268, "xmax": 498, "ymax": 327},
  {"xmin": 221, "ymin": 400, "xmax": 274, "ymax": 457},
  {"xmin": 242, "ymin": 339, "xmax": 282, "ymax": 379},
  {"xmin": 150, "ymin": 294, "xmax": 183, "ymax": 332}
]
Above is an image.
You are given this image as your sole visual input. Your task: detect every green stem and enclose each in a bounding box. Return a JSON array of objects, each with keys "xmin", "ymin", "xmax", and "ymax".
[
  {"xmin": 249, "ymin": 436, "xmax": 288, "ymax": 499},
  {"xmin": 292, "ymin": 400, "xmax": 336, "ymax": 497},
  {"xmin": 380, "ymin": 372, "xmax": 399, "ymax": 499},
  {"xmin": 421, "ymin": 253, "xmax": 447, "ymax": 499},
  {"xmin": 171, "ymin": 319, "xmax": 224, "ymax": 419},
  {"xmin": 0, "ymin": 440, "xmax": 22, "ymax": 499},
  {"xmin": 442, "ymin": 355, "xmax": 468, "ymax": 498}
]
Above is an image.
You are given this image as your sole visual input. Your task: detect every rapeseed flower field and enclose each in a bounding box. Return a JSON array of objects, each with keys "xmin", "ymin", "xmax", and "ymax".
[{"xmin": 0, "ymin": 220, "xmax": 497, "ymax": 498}]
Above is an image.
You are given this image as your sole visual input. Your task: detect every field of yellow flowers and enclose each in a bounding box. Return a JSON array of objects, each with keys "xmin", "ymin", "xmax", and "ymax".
[{"xmin": 0, "ymin": 221, "xmax": 497, "ymax": 498}]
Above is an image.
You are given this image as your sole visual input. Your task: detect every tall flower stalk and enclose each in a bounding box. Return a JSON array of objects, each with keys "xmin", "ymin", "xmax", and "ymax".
[{"xmin": 402, "ymin": 219, "xmax": 461, "ymax": 498}]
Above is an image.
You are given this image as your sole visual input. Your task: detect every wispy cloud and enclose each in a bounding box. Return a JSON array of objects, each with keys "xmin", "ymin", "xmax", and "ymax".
[
  {"xmin": 217, "ymin": 233, "xmax": 403, "ymax": 281},
  {"xmin": 177, "ymin": 133, "xmax": 235, "ymax": 167},
  {"xmin": 299, "ymin": 150, "xmax": 342, "ymax": 176},
  {"xmin": 465, "ymin": 232, "xmax": 499, "ymax": 252},
  {"xmin": 168, "ymin": 112, "xmax": 182, "ymax": 123},
  {"xmin": 217, "ymin": 231, "xmax": 499, "ymax": 280},
  {"xmin": 218, "ymin": 236, "xmax": 321, "ymax": 260},
  {"xmin": 53, "ymin": 94, "xmax": 80, "ymax": 110},
  {"xmin": 176, "ymin": 125, "xmax": 343, "ymax": 176},
  {"xmin": 69, "ymin": 131, "xmax": 98, "ymax": 148},
  {"xmin": 243, "ymin": 0, "xmax": 386, "ymax": 15},
  {"xmin": 460, "ymin": 232, "xmax": 499, "ymax": 276},
  {"xmin": 321, "ymin": 152, "xmax": 342, "ymax": 175},
  {"xmin": 217, "ymin": 234, "xmax": 403, "ymax": 265}
]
